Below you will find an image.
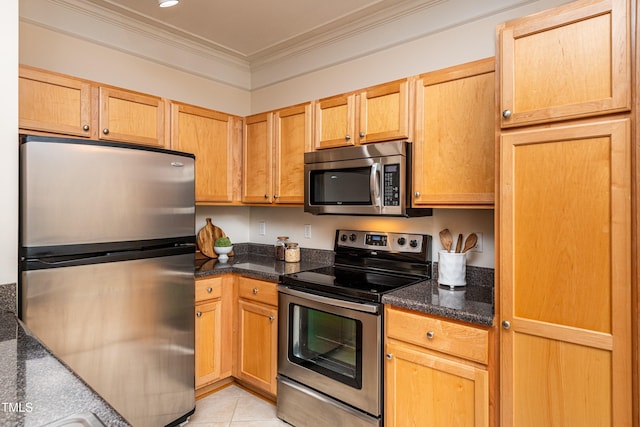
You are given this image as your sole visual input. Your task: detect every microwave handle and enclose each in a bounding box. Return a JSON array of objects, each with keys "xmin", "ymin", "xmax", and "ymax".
[{"xmin": 370, "ymin": 163, "xmax": 381, "ymax": 207}]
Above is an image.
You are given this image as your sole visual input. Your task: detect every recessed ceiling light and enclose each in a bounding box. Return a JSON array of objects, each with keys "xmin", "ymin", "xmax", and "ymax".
[{"xmin": 159, "ymin": 0, "xmax": 179, "ymax": 7}]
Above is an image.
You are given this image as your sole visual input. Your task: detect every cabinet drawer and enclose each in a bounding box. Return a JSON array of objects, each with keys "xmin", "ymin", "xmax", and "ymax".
[
  {"xmin": 386, "ymin": 307, "xmax": 488, "ymax": 364},
  {"xmin": 196, "ymin": 276, "xmax": 223, "ymax": 303},
  {"xmin": 237, "ymin": 277, "xmax": 278, "ymax": 306}
]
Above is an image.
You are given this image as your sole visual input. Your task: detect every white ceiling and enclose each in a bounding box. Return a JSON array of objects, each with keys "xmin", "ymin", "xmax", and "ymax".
[{"xmin": 81, "ymin": 0, "xmax": 440, "ymax": 62}]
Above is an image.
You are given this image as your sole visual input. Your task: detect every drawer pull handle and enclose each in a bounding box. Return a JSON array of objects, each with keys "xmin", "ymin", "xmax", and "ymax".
[
  {"xmin": 206, "ymin": 287, "xmax": 212, "ymax": 293},
  {"xmin": 196, "ymin": 311, "xmax": 202, "ymax": 317},
  {"xmin": 253, "ymin": 288, "xmax": 259, "ymax": 294},
  {"xmin": 426, "ymin": 331, "xmax": 434, "ymax": 339},
  {"xmin": 386, "ymin": 353, "xmax": 393, "ymax": 360}
]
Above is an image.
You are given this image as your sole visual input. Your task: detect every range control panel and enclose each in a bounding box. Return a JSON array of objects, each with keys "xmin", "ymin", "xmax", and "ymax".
[{"xmin": 336, "ymin": 229, "xmax": 426, "ymax": 254}]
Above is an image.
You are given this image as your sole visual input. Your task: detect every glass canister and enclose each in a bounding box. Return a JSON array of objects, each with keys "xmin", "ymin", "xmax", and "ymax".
[
  {"xmin": 275, "ymin": 236, "xmax": 289, "ymax": 261},
  {"xmin": 284, "ymin": 242, "xmax": 300, "ymax": 263}
]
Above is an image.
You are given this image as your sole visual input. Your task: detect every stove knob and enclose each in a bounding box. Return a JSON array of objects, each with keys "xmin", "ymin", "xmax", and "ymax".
[
  {"xmin": 349, "ymin": 233, "xmax": 357, "ymax": 242},
  {"xmin": 410, "ymin": 240, "xmax": 418, "ymax": 248},
  {"xmin": 397, "ymin": 237, "xmax": 406, "ymax": 246},
  {"xmin": 340, "ymin": 234, "xmax": 348, "ymax": 242}
]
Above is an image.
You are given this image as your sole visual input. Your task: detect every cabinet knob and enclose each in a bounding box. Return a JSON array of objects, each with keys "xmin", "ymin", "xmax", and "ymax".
[
  {"xmin": 274, "ymin": 194, "xmax": 279, "ymax": 199},
  {"xmin": 426, "ymin": 331, "xmax": 434, "ymax": 339},
  {"xmin": 206, "ymin": 287, "xmax": 212, "ymax": 293},
  {"xmin": 502, "ymin": 109, "xmax": 512, "ymax": 119},
  {"xmin": 253, "ymin": 288, "xmax": 259, "ymax": 294},
  {"xmin": 196, "ymin": 311, "xmax": 202, "ymax": 317},
  {"xmin": 386, "ymin": 353, "xmax": 393, "ymax": 360},
  {"xmin": 269, "ymin": 316, "xmax": 275, "ymax": 322},
  {"xmin": 82, "ymin": 124, "xmax": 90, "ymax": 131},
  {"xmin": 264, "ymin": 194, "xmax": 269, "ymax": 199},
  {"xmin": 102, "ymin": 128, "xmax": 110, "ymax": 135},
  {"xmin": 414, "ymin": 191, "xmax": 420, "ymax": 198},
  {"xmin": 345, "ymin": 135, "xmax": 351, "ymax": 140},
  {"xmin": 359, "ymin": 132, "xmax": 365, "ymax": 138},
  {"xmin": 502, "ymin": 320, "xmax": 511, "ymax": 330}
]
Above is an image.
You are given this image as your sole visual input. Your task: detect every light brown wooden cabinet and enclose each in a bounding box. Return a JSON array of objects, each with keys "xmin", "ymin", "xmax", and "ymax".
[
  {"xmin": 413, "ymin": 58, "xmax": 495, "ymax": 207},
  {"xmin": 235, "ymin": 276, "xmax": 278, "ymax": 397},
  {"xmin": 171, "ymin": 102, "xmax": 242, "ymax": 204},
  {"xmin": 385, "ymin": 306, "xmax": 489, "ymax": 427},
  {"xmin": 243, "ymin": 104, "xmax": 312, "ymax": 205},
  {"xmin": 314, "ymin": 79, "xmax": 409, "ymax": 149},
  {"xmin": 195, "ymin": 276, "xmax": 233, "ymax": 390},
  {"xmin": 19, "ymin": 65, "xmax": 168, "ymax": 147},
  {"xmin": 499, "ymin": 119, "xmax": 632, "ymax": 426},
  {"xmin": 498, "ymin": 0, "xmax": 631, "ymax": 128},
  {"xmin": 19, "ymin": 66, "xmax": 93, "ymax": 138},
  {"xmin": 498, "ymin": 2, "xmax": 634, "ymax": 425}
]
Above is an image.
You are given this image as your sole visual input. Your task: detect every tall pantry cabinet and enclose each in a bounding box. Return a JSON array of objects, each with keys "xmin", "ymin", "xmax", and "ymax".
[{"xmin": 497, "ymin": 0, "xmax": 634, "ymax": 426}]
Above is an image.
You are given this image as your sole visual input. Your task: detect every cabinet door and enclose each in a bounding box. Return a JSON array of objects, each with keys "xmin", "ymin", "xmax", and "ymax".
[
  {"xmin": 359, "ymin": 79, "xmax": 409, "ymax": 144},
  {"xmin": 273, "ymin": 103, "xmax": 312, "ymax": 204},
  {"xmin": 499, "ymin": 0, "xmax": 630, "ymax": 128},
  {"xmin": 500, "ymin": 119, "xmax": 631, "ymax": 426},
  {"xmin": 243, "ymin": 113, "xmax": 274, "ymax": 204},
  {"xmin": 237, "ymin": 299, "xmax": 278, "ymax": 396},
  {"xmin": 195, "ymin": 300, "xmax": 223, "ymax": 388},
  {"xmin": 314, "ymin": 94, "xmax": 356, "ymax": 149},
  {"xmin": 19, "ymin": 66, "xmax": 92, "ymax": 138},
  {"xmin": 98, "ymin": 87, "xmax": 166, "ymax": 147},
  {"xmin": 413, "ymin": 58, "xmax": 495, "ymax": 207},
  {"xmin": 385, "ymin": 340, "xmax": 489, "ymax": 427},
  {"xmin": 172, "ymin": 103, "xmax": 241, "ymax": 204}
]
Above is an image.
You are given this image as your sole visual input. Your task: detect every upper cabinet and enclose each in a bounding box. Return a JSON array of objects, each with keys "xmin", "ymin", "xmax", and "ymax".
[
  {"xmin": 97, "ymin": 87, "xmax": 166, "ymax": 147},
  {"xmin": 413, "ymin": 58, "xmax": 496, "ymax": 207},
  {"xmin": 171, "ymin": 102, "xmax": 242, "ymax": 204},
  {"xmin": 273, "ymin": 104, "xmax": 313, "ymax": 204},
  {"xmin": 243, "ymin": 103, "xmax": 312, "ymax": 205},
  {"xmin": 19, "ymin": 65, "xmax": 168, "ymax": 148},
  {"xmin": 498, "ymin": 0, "xmax": 631, "ymax": 128},
  {"xmin": 19, "ymin": 66, "xmax": 92, "ymax": 138},
  {"xmin": 314, "ymin": 79, "xmax": 410, "ymax": 149}
]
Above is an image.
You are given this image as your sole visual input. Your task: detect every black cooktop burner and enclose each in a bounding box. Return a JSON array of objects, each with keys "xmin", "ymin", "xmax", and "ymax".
[{"xmin": 282, "ymin": 265, "xmax": 426, "ymax": 303}]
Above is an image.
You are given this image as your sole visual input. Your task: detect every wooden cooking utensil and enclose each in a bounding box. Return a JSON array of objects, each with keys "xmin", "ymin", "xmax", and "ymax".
[
  {"xmin": 439, "ymin": 228, "xmax": 453, "ymax": 252},
  {"xmin": 455, "ymin": 234, "xmax": 463, "ymax": 253},
  {"xmin": 462, "ymin": 233, "xmax": 478, "ymax": 253}
]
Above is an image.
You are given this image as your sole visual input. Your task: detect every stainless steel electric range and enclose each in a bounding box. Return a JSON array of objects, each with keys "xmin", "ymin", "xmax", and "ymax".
[{"xmin": 277, "ymin": 229, "xmax": 432, "ymax": 427}]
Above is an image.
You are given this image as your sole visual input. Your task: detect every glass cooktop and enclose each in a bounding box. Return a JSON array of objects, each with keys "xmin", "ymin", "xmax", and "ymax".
[{"xmin": 281, "ymin": 265, "xmax": 426, "ymax": 303}]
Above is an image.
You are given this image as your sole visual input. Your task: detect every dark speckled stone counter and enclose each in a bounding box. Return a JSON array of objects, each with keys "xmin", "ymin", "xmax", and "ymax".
[
  {"xmin": 382, "ymin": 265, "xmax": 494, "ymax": 327},
  {"xmin": 195, "ymin": 243, "xmax": 334, "ymax": 281},
  {"xmin": 0, "ymin": 312, "xmax": 130, "ymax": 427}
]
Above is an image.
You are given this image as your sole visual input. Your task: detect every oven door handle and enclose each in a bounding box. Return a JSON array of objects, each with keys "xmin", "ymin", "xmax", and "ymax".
[{"xmin": 278, "ymin": 285, "xmax": 380, "ymax": 314}]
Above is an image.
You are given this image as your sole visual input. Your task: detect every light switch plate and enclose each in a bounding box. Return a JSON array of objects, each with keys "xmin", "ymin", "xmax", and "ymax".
[{"xmin": 259, "ymin": 221, "xmax": 266, "ymax": 236}]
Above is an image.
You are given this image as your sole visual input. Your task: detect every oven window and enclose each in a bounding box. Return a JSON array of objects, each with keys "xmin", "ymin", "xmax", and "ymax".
[
  {"xmin": 288, "ymin": 303, "xmax": 362, "ymax": 389},
  {"xmin": 309, "ymin": 167, "xmax": 371, "ymax": 205}
]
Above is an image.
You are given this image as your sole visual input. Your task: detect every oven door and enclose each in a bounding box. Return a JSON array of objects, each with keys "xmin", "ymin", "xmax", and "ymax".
[{"xmin": 278, "ymin": 285, "xmax": 382, "ymax": 417}]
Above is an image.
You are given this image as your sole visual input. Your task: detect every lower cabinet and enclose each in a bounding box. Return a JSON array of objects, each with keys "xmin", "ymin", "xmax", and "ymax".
[
  {"xmin": 194, "ymin": 276, "xmax": 233, "ymax": 390},
  {"xmin": 235, "ymin": 277, "xmax": 279, "ymax": 397},
  {"xmin": 384, "ymin": 306, "xmax": 490, "ymax": 427}
]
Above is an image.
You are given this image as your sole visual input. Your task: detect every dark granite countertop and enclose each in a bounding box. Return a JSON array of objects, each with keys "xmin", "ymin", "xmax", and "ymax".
[
  {"xmin": 0, "ymin": 312, "xmax": 130, "ymax": 427},
  {"xmin": 195, "ymin": 244, "xmax": 334, "ymax": 282},
  {"xmin": 382, "ymin": 278, "xmax": 494, "ymax": 327}
]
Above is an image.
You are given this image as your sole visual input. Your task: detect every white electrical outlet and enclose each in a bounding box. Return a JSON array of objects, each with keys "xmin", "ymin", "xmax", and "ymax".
[
  {"xmin": 259, "ymin": 221, "xmax": 266, "ymax": 236},
  {"xmin": 304, "ymin": 224, "xmax": 312, "ymax": 239},
  {"xmin": 470, "ymin": 232, "xmax": 483, "ymax": 252}
]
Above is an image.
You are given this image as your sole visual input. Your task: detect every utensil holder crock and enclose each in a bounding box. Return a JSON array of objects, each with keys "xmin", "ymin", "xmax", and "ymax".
[{"xmin": 438, "ymin": 250, "xmax": 467, "ymax": 287}]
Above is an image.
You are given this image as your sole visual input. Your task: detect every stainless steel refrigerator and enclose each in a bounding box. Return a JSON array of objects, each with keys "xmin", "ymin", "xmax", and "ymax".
[{"xmin": 18, "ymin": 134, "xmax": 196, "ymax": 427}]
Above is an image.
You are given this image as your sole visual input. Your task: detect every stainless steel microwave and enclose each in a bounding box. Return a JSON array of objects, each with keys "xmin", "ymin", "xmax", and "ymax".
[{"xmin": 304, "ymin": 140, "xmax": 432, "ymax": 217}]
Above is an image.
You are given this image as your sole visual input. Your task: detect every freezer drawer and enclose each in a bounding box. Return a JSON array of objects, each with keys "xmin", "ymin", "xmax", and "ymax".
[{"xmin": 21, "ymin": 252, "xmax": 195, "ymax": 427}]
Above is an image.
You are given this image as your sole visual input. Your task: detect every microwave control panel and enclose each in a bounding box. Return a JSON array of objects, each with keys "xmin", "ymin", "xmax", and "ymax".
[{"xmin": 383, "ymin": 164, "xmax": 400, "ymax": 206}]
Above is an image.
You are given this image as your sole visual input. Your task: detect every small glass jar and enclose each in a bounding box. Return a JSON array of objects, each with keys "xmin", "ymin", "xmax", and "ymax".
[
  {"xmin": 284, "ymin": 242, "xmax": 300, "ymax": 263},
  {"xmin": 275, "ymin": 236, "xmax": 289, "ymax": 261}
]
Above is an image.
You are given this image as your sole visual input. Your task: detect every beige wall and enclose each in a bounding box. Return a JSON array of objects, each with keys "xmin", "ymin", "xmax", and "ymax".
[{"xmin": 1, "ymin": 0, "xmax": 19, "ymax": 286}]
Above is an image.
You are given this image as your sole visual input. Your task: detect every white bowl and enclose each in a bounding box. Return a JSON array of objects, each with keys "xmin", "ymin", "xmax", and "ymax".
[{"xmin": 214, "ymin": 245, "xmax": 233, "ymax": 262}]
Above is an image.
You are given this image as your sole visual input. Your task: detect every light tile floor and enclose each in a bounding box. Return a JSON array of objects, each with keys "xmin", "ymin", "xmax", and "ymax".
[{"xmin": 188, "ymin": 385, "xmax": 289, "ymax": 426}]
